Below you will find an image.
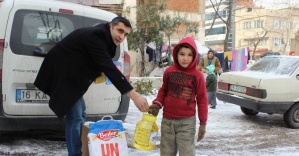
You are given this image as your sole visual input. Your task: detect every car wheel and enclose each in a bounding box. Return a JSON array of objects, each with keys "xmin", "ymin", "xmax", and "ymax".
[
  {"xmin": 240, "ymin": 107, "xmax": 259, "ymax": 116},
  {"xmin": 283, "ymin": 103, "xmax": 299, "ymax": 129}
]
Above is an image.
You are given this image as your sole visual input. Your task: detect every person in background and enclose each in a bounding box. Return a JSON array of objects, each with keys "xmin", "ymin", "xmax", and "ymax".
[
  {"xmin": 205, "ymin": 65, "xmax": 217, "ymax": 109},
  {"xmin": 148, "ymin": 36, "xmax": 208, "ymax": 156},
  {"xmin": 34, "ymin": 17, "xmax": 149, "ymax": 156},
  {"xmin": 202, "ymin": 68, "xmax": 208, "ymax": 81},
  {"xmin": 197, "ymin": 49, "xmax": 221, "ymax": 74}
]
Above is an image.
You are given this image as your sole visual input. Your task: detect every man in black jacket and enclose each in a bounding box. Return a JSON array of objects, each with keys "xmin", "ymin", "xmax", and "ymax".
[{"xmin": 34, "ymin": 16, "xmax": 149, "ymax": 156}]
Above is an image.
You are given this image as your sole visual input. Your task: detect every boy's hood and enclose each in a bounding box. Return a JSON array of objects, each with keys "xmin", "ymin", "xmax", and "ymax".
[{"xmin": 172, "ymin": 36, "xmax": 198, "ymax": 71}]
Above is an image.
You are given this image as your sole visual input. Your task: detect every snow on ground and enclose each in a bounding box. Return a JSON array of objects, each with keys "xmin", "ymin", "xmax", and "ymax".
[
  {"xmin": 0, "ymin": 94, "xmax": 299, "ymax": 156},
  {"xmin": 125, "ymin": 94, "xmax": 299, "ymax": 156}
]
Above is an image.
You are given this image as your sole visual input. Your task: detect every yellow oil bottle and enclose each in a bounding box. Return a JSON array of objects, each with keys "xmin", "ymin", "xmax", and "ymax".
[{"xmin": 133, "ymin": 113, "xmax": 158, "ymax": 151}]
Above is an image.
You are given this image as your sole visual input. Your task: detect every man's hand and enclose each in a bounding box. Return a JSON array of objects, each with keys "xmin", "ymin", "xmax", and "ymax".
[
  {"xmin": 127, "ymin": 90, "xmax": 149, "ymax": 112},
  {"xmin": 197, "ymin": 124, "xmax": 206, "ymax": 142},
  {"xmin": 148, "ymin": 104, "xmax": 160, "ymax": 116}
]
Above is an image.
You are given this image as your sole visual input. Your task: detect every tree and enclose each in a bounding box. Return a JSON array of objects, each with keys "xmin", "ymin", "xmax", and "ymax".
[
  {"xmin": 171, "ymin": 12, "xmax": 199, "ymax": 41},
  {"xmin": 250, "ymin": 29, "xmax": 270, "ymax": 59},
  {"xmin": 128, "ymin": 0, "xmax": 199, "ymax": 76},
  {"xmin": 205, "ymin": 0, "xmax": 222, "ymax": 36},
  {"xmin": 127, "ymin": 0, "xmax": 166, "ymax": 77},
  {"xmin": 160, "ymin": 15, "xmax": 182, "ymax": 65},
  {"xmin": 160, "ymin": 12, "xmax": 199, "ymax": 65},
  {"xmin": 209, "ymin": 0, "xmax": 233, "ymax": 52}
]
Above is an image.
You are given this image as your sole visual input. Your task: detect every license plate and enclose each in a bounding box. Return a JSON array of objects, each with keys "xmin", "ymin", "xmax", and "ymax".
[
  {"xmin": 16, "ymin": 89, "xmax": 49, "ymax": 103},
  {"xmin": 229, "ymin": 85, "xmax": 246, "ymax": 93}
]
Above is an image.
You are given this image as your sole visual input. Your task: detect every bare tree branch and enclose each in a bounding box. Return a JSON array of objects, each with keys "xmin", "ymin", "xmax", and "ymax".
[{"xmin": 205, "ymin": 0, "xmax": 222, "ymax": 36}]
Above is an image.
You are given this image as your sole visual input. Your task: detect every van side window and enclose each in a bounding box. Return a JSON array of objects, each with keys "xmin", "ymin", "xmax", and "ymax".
[{"xmin": 10, "ymin": 10, "xmax": 120, "ymax": 60}]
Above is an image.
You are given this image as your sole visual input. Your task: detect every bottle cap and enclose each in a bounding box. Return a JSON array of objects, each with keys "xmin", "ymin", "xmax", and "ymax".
[{"xmin": 142, "ymin": 114, "xmax": 157, "ymax": 122}]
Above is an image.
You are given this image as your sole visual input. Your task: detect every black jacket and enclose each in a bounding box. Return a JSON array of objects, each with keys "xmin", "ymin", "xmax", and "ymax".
[{"xmin": 34, "ymin": 23, "xmax": 133, "ymax": 119}]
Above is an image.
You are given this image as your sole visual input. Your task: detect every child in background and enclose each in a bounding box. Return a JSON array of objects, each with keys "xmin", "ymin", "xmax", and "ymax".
[
  {"xmin": 205, "ymin": 65, "xmax": 217, "ymax": 109},
  {"xmin": 148, "ymin": 36, "xmax": 208, "ymax": 156}
]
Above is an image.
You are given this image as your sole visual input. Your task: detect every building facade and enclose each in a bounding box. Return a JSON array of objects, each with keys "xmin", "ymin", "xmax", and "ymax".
[
  {"xmin": 163, "ymin": 0, "xmax": 205, "ymax": 44},
  {"xmin": 124, "ymin": 0, "xmax": 205, "ymax": 76},
  {"xmin": 204, "ymin": 0, "xmax": 253, "ymax": 52},
  {"xmin": 234, "ymin": 7, "xmax": 299, "ymax": 58}
]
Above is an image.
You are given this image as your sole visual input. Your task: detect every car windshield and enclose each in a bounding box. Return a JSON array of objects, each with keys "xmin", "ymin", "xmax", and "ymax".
[{"xmin": 246, "ymin": 57, "xmax": 299, "ymax": 76}]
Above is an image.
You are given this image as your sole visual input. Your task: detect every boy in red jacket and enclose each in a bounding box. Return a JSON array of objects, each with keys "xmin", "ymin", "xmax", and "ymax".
[{"xmin": 149, "ymin": 37, "xmax": 208, "ymax": 156}]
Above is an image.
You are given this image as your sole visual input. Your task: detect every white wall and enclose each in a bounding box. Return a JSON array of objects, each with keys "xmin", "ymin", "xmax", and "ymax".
[{"xmin": 98, "ymin": 0, "xmax": 122, "ymax": 4}]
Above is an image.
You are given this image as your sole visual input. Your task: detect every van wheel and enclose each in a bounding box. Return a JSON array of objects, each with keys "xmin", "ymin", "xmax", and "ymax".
[
  {"xmin": 283, "ymin": 103, "xmax": 299, "ymax": 129},
  {"xmin": 240, "ymin": 107, "xmax": 259, "ymax": 116}
]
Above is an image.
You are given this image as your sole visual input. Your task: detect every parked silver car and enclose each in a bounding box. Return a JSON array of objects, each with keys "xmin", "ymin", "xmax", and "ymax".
[{"xmin": 217, "ymin": 55, "xmax": 299, "ymax": 129}]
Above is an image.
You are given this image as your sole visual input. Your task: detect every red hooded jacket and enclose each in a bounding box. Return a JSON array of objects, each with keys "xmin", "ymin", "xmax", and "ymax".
[{"xmin": 153, "ymin": 37, "xmax": 208, "ymax": 125}]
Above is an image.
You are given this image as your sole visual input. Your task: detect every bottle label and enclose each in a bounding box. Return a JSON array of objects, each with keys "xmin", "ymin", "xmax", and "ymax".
[{"xmin": 149, "ymin": 132, "xmax": 158, "ymax": 144}]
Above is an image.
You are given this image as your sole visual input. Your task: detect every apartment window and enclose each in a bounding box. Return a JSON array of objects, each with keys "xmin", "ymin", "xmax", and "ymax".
[
  {"xmin": 218, "ymin": 10, "xmax": 227, "ymax": 18},
  {"xmin": 205, "ymin": 27, "xmax": 226, "ymax": 35},
  {"xmin": 273, "ymin": 38, "xmax": 279, "ymax": 46},
  {"xmin": 273, "ymin": 20, "xmax": 279, "ymax": 29},
  {"xmin": 290, "ymin": 22, "xmax": 298, "ymax": 29},
  {"xmin": 258, "ymin": 39, "xmax": 266, "ymax": 46},
  {"xmin": 280, "ymin": 21, "xmax": 286, "ymax": 29},
  {"xmin": 205, "ymin": 13, "xmax": 214, "ymax": 21},
  {"xmin": 254, "ymin": 20, "xmax": 263, "ymax": 28},
  {"xmin": 205, "ymin": 10, "xmax": 227, "ymax": 21},
  {"xmin": 248, "ymin": 39, "xmax": 255, "ymax": 46},
  {"xmin": 281, "ymin": 39, "xmax": 285, "ymax": 47},
  {"xmin": 272, "ymin": 38, "xmax": 285, "ymax": 47},
  {"xmin": 263, "ymin": 39, "xmax": 267, "ymax": 46},
  {"xmin": 244, "ymin": 21, "xmax": 251, "ymax": 30}
]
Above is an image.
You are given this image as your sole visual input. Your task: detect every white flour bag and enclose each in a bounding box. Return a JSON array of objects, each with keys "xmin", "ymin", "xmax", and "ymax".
[{"xmin": 88, "ymin": 116, "xmax": 128, "ymax": 156}]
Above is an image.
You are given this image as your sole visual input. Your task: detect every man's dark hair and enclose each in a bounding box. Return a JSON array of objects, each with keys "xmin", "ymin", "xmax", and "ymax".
[{"xmin": 111, "ymin": 16, "xmax": 132, "ymax": 28}]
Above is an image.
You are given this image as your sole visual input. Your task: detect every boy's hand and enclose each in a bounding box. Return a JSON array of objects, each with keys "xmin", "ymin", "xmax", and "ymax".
[
  {"xmin": 148, "ymin": 104, "xmax": 160, "ymax": 116},
  {"xmin": 197, "ymin": 124, "xmax": 206, "ymax": 142}
]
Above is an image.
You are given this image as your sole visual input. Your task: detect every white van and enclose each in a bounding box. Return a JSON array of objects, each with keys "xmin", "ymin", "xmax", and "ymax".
[{"xmin": 0, "ymin": 0, "xmax": 131, "ymax": 132}]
